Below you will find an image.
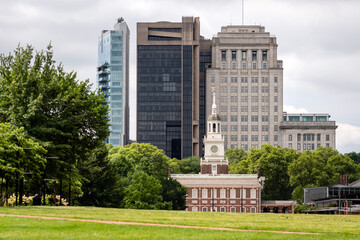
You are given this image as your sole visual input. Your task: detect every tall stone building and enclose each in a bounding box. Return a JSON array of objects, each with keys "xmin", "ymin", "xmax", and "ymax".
[
  {"xmin": 206, "ymin": 25, "xmax": 283, "ymax": 151},
  {"xmin": 97, "ymin": 18, "xmax": 130, "ymax": 146},
  {"xmin": 137, "ymin": 17, "xmax": 201, "ymax": 159}
]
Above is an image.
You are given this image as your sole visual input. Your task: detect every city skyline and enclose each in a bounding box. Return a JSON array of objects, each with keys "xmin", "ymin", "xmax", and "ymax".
[{"xmin": 1, "ymin": 0, "xmax": 359, "ymax": 152}]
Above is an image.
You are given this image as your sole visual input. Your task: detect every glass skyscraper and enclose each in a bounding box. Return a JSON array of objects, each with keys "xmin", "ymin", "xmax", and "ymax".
[{"xmin": 97, "ymin": 18, "xmax": 129, "ymax": 146}]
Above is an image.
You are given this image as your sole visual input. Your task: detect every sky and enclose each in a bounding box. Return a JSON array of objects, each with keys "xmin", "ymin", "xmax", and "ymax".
[{"xmin": 0, "ymin": 0, "xmax": 359, "ymax": 153}]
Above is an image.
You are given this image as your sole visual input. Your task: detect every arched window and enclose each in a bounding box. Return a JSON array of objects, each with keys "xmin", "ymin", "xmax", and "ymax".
[
  {"xmin": 209, "ymin": 123, "xmax": 211, "ymax": 132},
  {"xmin": 218, "ymin": 123, "xmax": 220, "ymax": 132},
  {"xmin": 213, "ymin": 123, "xmax": 216, "ymax": 132}
]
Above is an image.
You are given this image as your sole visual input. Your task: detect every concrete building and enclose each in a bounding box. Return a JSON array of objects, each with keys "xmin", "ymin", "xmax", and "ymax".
[
  {"xmin": 172, "ymin": 89, "xmax": 265, "ymax": 212},
  {"xmin": 206, "ymin": 25, "xmax": 283, "ymax": 151},
  {"xmin": 97, "ymin": 18, "xmax": 129, "ymax": 146},
  {"xmin": 280, "ymin": 113, "xmax": 337, "ymax": 151},
  {"xmin": 137, "ymin": 17, "xmax": 201, "ymax": 159}
]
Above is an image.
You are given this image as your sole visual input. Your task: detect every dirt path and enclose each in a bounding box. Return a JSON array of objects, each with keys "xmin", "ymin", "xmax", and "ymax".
[{"xmin": 0, "ymin": 213, "xmax": 321, "ymax": 235}]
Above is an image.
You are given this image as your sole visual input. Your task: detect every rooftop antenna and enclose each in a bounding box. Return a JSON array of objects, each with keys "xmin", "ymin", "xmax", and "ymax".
[{"xmin": 242, "ymin": 0, "xmax": 244, "ymax": 25}]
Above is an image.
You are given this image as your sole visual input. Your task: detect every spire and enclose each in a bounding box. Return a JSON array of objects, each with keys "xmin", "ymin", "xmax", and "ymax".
[{"xmin": 211, "ymin": 87, "xmax": 217, "ymax": 114}]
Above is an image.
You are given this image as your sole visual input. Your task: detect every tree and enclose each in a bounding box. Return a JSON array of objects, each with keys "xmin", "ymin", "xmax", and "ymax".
[
  {"xmin": 179, "ymin": 156, "xmax": 200, "ymax": 174},
  {"xmin": 346, "ymin": 152, "xmax": 360, "ymax": 165},
  {"xmin": 76, "ymin": 143, "xmax": 121, "ymax": 207},
  {"xmin": 0, "ymin": 44, "xmax": 110, "ymax": 201},
  {"xmin": 160, "ymin": 177, "xmax": 187, "ymax": 210},
  {"xmin": 230, "ymin": 145, "xmax": 298, "ymax": 200},
  {"xmin": 124, "ymin": 171, "xmax": 171, "ymax": 210},
  {"xmin": 225, "ymin": 148, "xmax": 247, "ymax": 166},
  {"xmin": 0, "ymin": 123, "xmax": 46, "ymax": 205}
]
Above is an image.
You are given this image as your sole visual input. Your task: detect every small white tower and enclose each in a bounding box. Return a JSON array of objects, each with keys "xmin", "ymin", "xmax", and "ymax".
[{"xmin": 201, "ymin": 87, "xmax": 228, "ymax": 174}]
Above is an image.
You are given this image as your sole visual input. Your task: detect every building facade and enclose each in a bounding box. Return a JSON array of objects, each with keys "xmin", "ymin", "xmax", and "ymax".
[
  {"xmin": 280, "ymin": 113, "xmax": 337, "ymax": 151},
  {"xmin": 172, "ymin": 89, "xmax": 265, "ymax": 212},
  {"xmin": 137, "ymin": 17, "xmax": 201, "ymax": 159},
  {"xmin": 206, "ymin": 25, "xmax": 283, "ymax": 151},
  {"xmin": 97, "ymin": 18, "xmax": 129, "ymax": 146}
]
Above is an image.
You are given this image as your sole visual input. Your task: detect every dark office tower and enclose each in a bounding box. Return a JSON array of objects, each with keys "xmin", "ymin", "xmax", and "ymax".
[
  {"xmin": 137, "ymin": 17, "xmax": 200, "ymax": 159},
  {"xmin": 199, "ymin": 37, "xmax": 212, "ymax": 156}
]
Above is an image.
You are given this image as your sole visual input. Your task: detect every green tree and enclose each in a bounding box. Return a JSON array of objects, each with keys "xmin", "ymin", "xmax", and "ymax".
[
  {"xmin": 76, "ymin": 143, "xmax": 121, "ymax": 207},
  {"xmin": 230, "ymin": 145, "xmax": 298, "ymax": 200},
  {"xmin": 124, "ymin": 171, "xmax": 171, "ymax": 210},
  {"xmin": 0, "ymin": 45, "xmax": 110, "ymax": 201},
  {"xmin": 179, "ymin": 156, "xmax": 200, "ymax": 174},
  {"xmin": 160, "ymin": 177, "xmax": 187, "ymax": 210},
  {"xmin": 225, "ymin": 148, "xmax": 247, "ymax": 166},
  {"xmin": 346, "ymin": 152, "xmax": 360, "ymax": 165}
]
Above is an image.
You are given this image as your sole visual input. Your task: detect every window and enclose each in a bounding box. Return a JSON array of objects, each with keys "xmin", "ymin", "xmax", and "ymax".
[
  {"xmin": 192, "ymin": 189, "xmax": 198, "ymax": 198},
  {"xmin": 251, "ymin": 116, "xmax": 258, "ymax": 122},
  {"xmin": 251, "ymin": 86, "xmax": 258, "ymax": 93},
  {"xmin": 221, "ymin": 63, "xmax": 226, "ymax": 70},
  {"xmin": 242, "ymin": 50, "xmax": 247, "ymax": 60},
  {"xmin": 262, "ymin": 125, "xmax": 268, "ymax": 131},
  {"xmin": 231, "ymin": 115, "xmax": 238, "ymax": 122},
  {"xmin": 230, "ymin": 135, "xmax": 238, "ymax": 141},
  {"xmin": 221, "ymin": 77, "xmax": 227, "ymax": 83},
  {"xmin": 192, "ymin": 207, "xmax": 198, "ymax": 212},
  {"xmin": 241, "ymin": 106, "xmax": 248, "ymax": 112},
  {"xmin": 220, "ymin": 106, "xmax": 227, "ymax": 112},
  {"xmin": 220, "ymin": 207, "xmax": 226, "ymax": 212},
  {"xmin": 317, "ymin": 143, "xmax": 320, "ymax": 148},
  {"xmin": 274, "ymin": 135, "xmax": 278, "ymax": 141},
  {"xmin": 220, "ymin": 189, "xmax": 226, "ymax": 198},
  {"xmin": 241, "ymin": 86, "xmax": 248, "ymax": 93},
  {"xmin": 274, "ymin": 125, "xmax": 278, "ymax": 131},
  {"xmin": 230, "ymin": 207, "xmax": 236, "ymax": 213},
  {"xmin": 251, "ymin": 77, "xmax": 258, "ymax": 83},
  {"xmin": 326, "ymin": 143, "xmax": 330, "ymax": 147},
  {"xmin": 297, "ymin": 134, "xmax": 301, "ymax": 141},
  {"xmin": 230, "ymin": 189, "xmax": 236, "ymax": 198},
  {"xmin": 274, "ymin": 116, "xmax": 278, "ymax": 122},
  {"xmin": 232, "ymin": 50, "xmax": 237, "ymax": 61},
  {"xmin": 242, "ymin": 62, "xmax": 247, "ymax": 70},
  {"xmin": 231, "ymin": 106, "xmax": 237, "ymax": 112},
  {"xmin": 232, "ymin": 62, "xmax": 236, "ymax": 70},
  {"xmin": 230, "ymin": 96, "xmax": 238, "ymax": 102},
  {"xmin": 317, "ymin": 134, "xmax": 321, "ymax": 141},
  {"xmin": 262, "ymin": 50, "xmax": 267, "ymax": 61},
  {"xmin": 221, "ymin": 125, "xmax": 227, "ymax": 131},
  {"xmin": 252, "ymin": 50, "xmax": 257, "ymax": 61},
  {"xmin": 231, "ymin": 87, "xmax": 238, "ymax": 93},
  {"xmin": 312, "ymin": 144, "xmax": 315, "ymax": 150},
  {"xmin": 211, "ymin": 75, "xmax": 215, "ymax": 83},
  {"xmin": 241, "ymin": 77, "xmax": 248, "ymax": 83},
  {"xmin": 261, "ymin": 86, "xmax": 268, "ymax": 93},
  {"xmin": 242, "ymin": 188, "xmax": 247, "ymax": 198},
  {"xmin": 262, "ymin": 135, "xmax": 268, "ymax": 141},
  {"xmin": 241, "ymin": 125, "xmax": 248, "ymax": 131},
  {"xmin": 274, "ymin": 76, "xmax": 278, "ymax": 83},
  {"xmin": 202, "ymin": 207, "xmax": 208, "ymax": 212},
  {"xmin": 326, "ymin": 135, "xmax": 330, "ymax": 141},
  {"xmin": 212, "ymin": 165, "xmax": 217, "ymax": 175},
  {"xmin": 262, "ymin": 62, "xmax": 267, "ymax": 69},
  {"xmin": 274, "ymin": 96, "xmax": 278, "ymax": 102},
  {"xmin": 251, "ymin": 125, "xmax": 258, "ymax": 131},
  {"xmin": 241, "ymin": 135, "xmax": 248, "ymax": 141},
  {"xmin": 250, "ymin": 189, "xmax": 256, "ymax": 198},
  {"xmin": 231, "ymin": 77, "xmax": 237, "ymax": 83},
  {"xmin": 241, "ymin": 115, "xmax": 248, "ymax": 122},
  {"xmin": 289, "ymin": 143, "xmax": 293, "ymax": 149},
  {"xmin": 221, "ymin": 51, "xmax": 226, "ymax": 61},
  {"xmin": 220, "ymin": 86, "xmax": 227, "ymax": 93},
  {"xmin": 261, "ymin": 77, "xmax": 268, "ymax": 83},
  {"xmin": 252, "ymin": 62, "xmax": 257, "ymax": 70},
  {"xmin": 251, "ymin": 208, "xmax": 256, "ymax": 213},
  {"xmin": 241, "ymin": 96, "xmax": 248, "ymax": 102},
  {"xmin": 251, "ymin": 106, "xmax": 258, "ymax": 112},
  {"xmin": 274, "ymin": 106, "xmax": 278, "ymax": 112},
  {"xmin": 297, "ymin": 143, "xmax": 301, "ymax": 150},
  {"xmin": 288, "ymin": 134, "xmax": 292, "ymax": 141},
  {"xmin": 231, "ymin": 125, "xmax": 238, "ymax": 131},
  {"xmin": 274, "ymin": 86, "xmax": 278, "ymax": 93},
  {"xmin": 262, "ymin": 116, "xmax": 268, "ymax": 122},
  {"xmin": 202, "ymin": 189, "xmax": 208, "ymax": 198},
  {"xmin": 251, "ymin": 135, "xmax": 258, "ymax": 141}
]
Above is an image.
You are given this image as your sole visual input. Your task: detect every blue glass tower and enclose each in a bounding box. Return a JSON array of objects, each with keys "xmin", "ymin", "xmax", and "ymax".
[{"xmin": 97, "ymin": 18, "xmax": 129, "ymax": 146}]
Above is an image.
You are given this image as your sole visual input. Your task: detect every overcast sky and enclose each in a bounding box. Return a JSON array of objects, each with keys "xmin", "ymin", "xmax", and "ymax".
[{"xmin": 1, "ymin": 0, "xmax": 359, "ymax": 153}]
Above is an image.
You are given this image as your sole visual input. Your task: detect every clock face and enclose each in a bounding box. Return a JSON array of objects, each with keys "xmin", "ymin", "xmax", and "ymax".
[{"xmin": 211, "ymin": 145, "xmax": 218, "ymax": 153}]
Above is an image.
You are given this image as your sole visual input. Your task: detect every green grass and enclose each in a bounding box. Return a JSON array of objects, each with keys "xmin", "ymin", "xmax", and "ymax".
[{"xmin": 1, "ymin": 206, "xmax": 360, "ymax": 239}]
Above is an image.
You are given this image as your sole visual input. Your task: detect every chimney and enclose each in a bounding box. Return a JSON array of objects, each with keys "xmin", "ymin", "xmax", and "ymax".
[{"xmin": 340, "ymin": 174, "xmax": 349, "ymax": 185}]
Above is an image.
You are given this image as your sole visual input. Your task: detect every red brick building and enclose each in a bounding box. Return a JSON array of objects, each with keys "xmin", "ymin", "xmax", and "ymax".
[{"xmin": 172, "ymin": 89, "xmax": 265, "ymax": 212}]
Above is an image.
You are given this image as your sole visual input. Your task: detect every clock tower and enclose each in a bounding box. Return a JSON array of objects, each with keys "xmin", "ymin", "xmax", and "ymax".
[{"xmin": 201, "ymin": 87, "xmax": 228, "ymax": 174}]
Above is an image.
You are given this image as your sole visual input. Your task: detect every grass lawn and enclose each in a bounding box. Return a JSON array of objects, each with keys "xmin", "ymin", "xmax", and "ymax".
[{"xmin": 1, "ymin": 206, "xmax": 360, "ymax": 239}]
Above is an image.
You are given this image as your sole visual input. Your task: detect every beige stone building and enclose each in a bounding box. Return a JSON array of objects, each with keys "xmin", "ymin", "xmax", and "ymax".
[
  {"xmin": 280, "ymin": 113, "xmax": 337, "ymax": 151},
  {"xmin": 206, "ymin": 25, "xmax": 283, "ymax": 151},
  {"xmin": 172, "ymin": 89, "xmax": 265, "ymax": 212}
]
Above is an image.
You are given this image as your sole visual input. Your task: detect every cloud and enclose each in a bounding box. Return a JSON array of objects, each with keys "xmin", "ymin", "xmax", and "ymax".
[{"xmin": 337, "ymin": 123, "xmax": 360, "ymax": 153}]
